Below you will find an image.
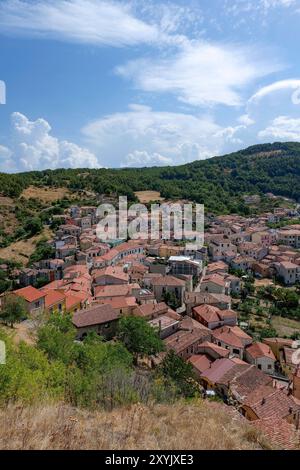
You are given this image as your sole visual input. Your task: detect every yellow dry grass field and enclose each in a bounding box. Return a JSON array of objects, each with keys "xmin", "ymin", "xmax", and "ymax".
[
  {"xmin": 254, "ymin": 279, "xmax": 274, "ymax": 288},
  {"xmin": 134, "ymin": 191, "xmax": 164, "ymax": 203},
  {"xmin": 21, "ymin": 186, "xmax": 71, "ymax": 203},
  {"xmin": 0, "ymin": 227, "xmax": 53, "ymax": 264},
  {"xmin": 0, "ymin": 401, "xmax": 267, "ymax": 450},
  {"xmin": 271, "ymin": 316, "xmax": 300, "ymax": 337}
]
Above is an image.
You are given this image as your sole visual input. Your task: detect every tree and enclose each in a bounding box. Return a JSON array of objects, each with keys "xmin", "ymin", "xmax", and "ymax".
[
  {"xmin": 159, "ymin": 350, "xmax": 199, "ymax": 398},
  {"xmin": 37, "ymin": 314, "xmax": 78, "ymax": 365},
  {"xmin": 118, "ymin": 316, "xmax": 164, "ymax": 359},
  {"xmin": 162, "ymin": 291, "xmax": 181, "ymax": 310},
  {"xmin": 24, "ymin": 217, "xmax": 43, "ymax": 237},
  {"xmin": 0, "ymin": 295, "xmax": 27, "ymax": 327},
  {"xmin": 259, "ymin": 327, "xmax": 277, "ymax": 339}
]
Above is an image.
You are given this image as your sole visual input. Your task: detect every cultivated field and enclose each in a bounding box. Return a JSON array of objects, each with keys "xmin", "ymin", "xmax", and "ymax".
[
  {"xmin": 134, "ymin": 191, "xmax": 164, "ymax": 203},
  {"xmin": 21, "ymin": 186, "xmax": 71, "ymax": 203}
]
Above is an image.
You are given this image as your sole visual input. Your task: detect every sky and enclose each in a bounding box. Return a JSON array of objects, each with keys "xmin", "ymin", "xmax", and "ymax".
[{"xmin": 0, "ymin": 0, "xmax": 300, "ymax": 172}]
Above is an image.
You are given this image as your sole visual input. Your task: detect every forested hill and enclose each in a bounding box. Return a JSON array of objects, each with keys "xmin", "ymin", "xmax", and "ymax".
[{"xmin": 1, "ymin": 141, "xmax": 300, "ymax": 213}]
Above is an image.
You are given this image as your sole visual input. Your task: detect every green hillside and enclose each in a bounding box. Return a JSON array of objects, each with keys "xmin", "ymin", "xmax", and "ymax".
[{"xmin": 1, "ymin": 142, "xmax": 300, "ymax": 213}]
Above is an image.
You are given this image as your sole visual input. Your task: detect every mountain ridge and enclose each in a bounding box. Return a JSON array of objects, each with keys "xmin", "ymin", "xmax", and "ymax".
[{"xmin": 1, "ymin": 141, "xmax": 300, "ymax": 214}]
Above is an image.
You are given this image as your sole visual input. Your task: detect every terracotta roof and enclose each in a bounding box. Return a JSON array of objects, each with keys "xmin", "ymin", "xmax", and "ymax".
[
  {"xmin": 188, "ymin": 354, "xmax": 213, "ymax": 374},
  {"xmin": 252, "ymin": 417, "xmax": 300, "ymax": 450},
  {"xmin": 151, "ymin": 275, "xmax": 186, "ymax": 287},
  {"xmin": 202, "ymin": 274, "xmax": 228, "ymax": 287},
  {"xmin": 134, "ymin": 302, "xmax": 169, "ymax": 318},
  {"xmin": 198, "ymin": 341, "xmax": 230, "ymax": 358},
  {"xmin": 213, "ymin": 326, "xmax": 252, "ymax": 349},
  {"xmin": 64, "ymin": 292, "xmax": 82, "ymax": 311},
  {"xmin": 94, "ymin": 283, "xmax": 136, "ymax": 298},
  {"xmin": 93, "ymin": 266, "xmax": 128, "ymax": 282},
  {"xmin": 193, "ymin": 304, "xmax": 222, "ymax": 323},
  {"xmin": 72, "ymin": 304, "xmax": 119, "ymax": 328},
  {"xmin": 41, "ymin": 289, "xmax": 65, "ymax": 309},
  {"xmin": 246, "ymin": 342, "xmax": 276, "ymax": 360},
  {"xmin": 230, "ymin": 366, "xmax": 273, "ymax": 400},
  {"xmin": 244, "ymin": 385, "xmax": 300, "ymax": 420},
  {"xmin": 14, "ymin": 286, "xmax": 46, "ymax": 303},
  {"xmin": 200, "ymin": 358, "xmax": 236, "ymax": 384}
]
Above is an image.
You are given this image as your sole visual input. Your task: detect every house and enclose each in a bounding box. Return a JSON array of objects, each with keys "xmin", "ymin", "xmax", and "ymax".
[
  {"xmin": 200, "ymin": 358, "xmax": 237, "ymax": 391},
  {"xmin": 148, "ymin": 314, "xmax": 181, "ymax": 339},
  {"xmin": 277, "ymin": 229, "xmax": 300, "ymax": 249},
  {"xmin": 42, "ymin": 289, "xmax": 66, "ymax": 314},
  {"xmin": 245, "ymin": 342, "xmax": 276, "ymax": 374},
  {"xmin": 262, "ymin": 337, "xmax": 296, "ymax": 361},
  {"xmin": 241, "ymin": 385, "xmax": 300, "ymax": 426},
  {"xmin": 168, "ymin": 256, "xmax": 202, "ymax": 277},
  {"xmin": 64, "ymin": 292, "xmax": 82, "ymax": 314},
  {"xmin": 192, "ymin": 304, "xmax": 237, "ymax": 330},
  {"xmin": 206, "ymin": 261, "xmax": 228, "ymax": 275},
  {"xmin": 231, "ymin": 256, "xmax": 256, "ymax": 272},
  {"xmin": 133, "ymin": 302, "xmax": 169, "ymax": 320},
  {"xmin": 225, "ymin": 274, "xmax": 241, "ymax": 295},
  {"xmin": 212, "ymin": 325, "xmax": 252, "ymax": 359},
  {"xmin": 251, "ymin": 230, "xmax": 277, "ymax": 247},
  {"xmin": 94, "ymin": 283, "xmax": 140, "ymax": 300},
  {"xmin": 252, "ymin": 417, "xmax": 300, "ymax": 450},
  {"xmin": 200, "ymin": 274, "xmax": 230, "ymax": 295},
  {"xmin": 13, "ymin": 286, "xmax": 46, "ymax": 315},
  {"xmin": 188, "ymin": 354, "xmax": 213, "ymax": 377},
  {"xmin": 164, "ymin": 318, "xmax": 211, "ymax": 360},
  {"xmin": 238, "ymin": 242, "xmax": 268, "ymax": 261},
  {"xmin": 209, "ymin": 239, "xmax": 237, "ymax": 262},
  {"xmin": 92, "ymin": 266, "xmax": 129, "ymax": 286},
  {"xmin": 96, "ymin": 295, "xmax": 137, "ymax": 316},
  {"xmin": 185, "ymin": 292, "xmax": 231, "ymax": 315},
  {"xmin": 150, "ymin": 275, "xmax": 186, "ymax": 306},
  {"xmin": 197, "ymin": 341, "xmax": 230, "ymax": 360},
  {"xmin": 277, "ymin": 261, "xmax": 300, "ymax": 285},
  {"xmin": 72, "ymin": 304, "xmax": 120, "ymax": 340}
]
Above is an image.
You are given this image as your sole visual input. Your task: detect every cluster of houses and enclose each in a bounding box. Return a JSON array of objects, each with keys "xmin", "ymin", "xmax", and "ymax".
[{"xmin": 2, "ymin": 202, "xmax": 300, "ymax": 448}]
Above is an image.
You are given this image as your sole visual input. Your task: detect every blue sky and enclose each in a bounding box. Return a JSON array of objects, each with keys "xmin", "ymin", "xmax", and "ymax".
[{"xmin": 0, "ymin": 0, "xmax": 300, "ymax": 172}]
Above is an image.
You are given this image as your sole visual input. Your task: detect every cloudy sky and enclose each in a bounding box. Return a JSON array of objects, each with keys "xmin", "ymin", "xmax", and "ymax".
[{"xmin": 0, "ymin": 0, "xmax": 300, "ymax": 172}]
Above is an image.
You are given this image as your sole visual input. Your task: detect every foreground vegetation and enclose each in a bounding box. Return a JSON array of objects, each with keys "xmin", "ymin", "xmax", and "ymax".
[
  {"xmin": 0, "ymin": 314, "xmax": 199, "ymax": 409},
  {"xmin": 0, "ymin": 400, "xmax": 266, "ymax": 450}
]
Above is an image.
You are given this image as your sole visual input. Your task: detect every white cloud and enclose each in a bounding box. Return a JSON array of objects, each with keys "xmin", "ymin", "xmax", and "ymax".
[
  {"xmin": 82, "ymin": 104, "xmax": 232, "ymax": 167},
  {"xmin": 117, "ymin": 41, "xmax": 281, "ymax": 107},
  {"xmin": 238, "ymin": 114, "xmax": 255, "ymax": 126},
  {"xmin": 0, "ymin": 112, "xmax": 100, "ymax": 172},
  {"xmin": 123, "ymin": 150, "xmax": 172, "ymax": 167},
  {"xmin": 258, "ymin": 115, "xmax": 300, "ymax": 140},
  {"xmin": 0, "ymin": 0, "xmax": 161, "ymax": 47},
  {"xmin": 249, "ymin": 79, "xmax": 300, "ymax": 104},
  {"xmin": 262, "ymin": 0, "xmax": 297, "ymax": 8}
]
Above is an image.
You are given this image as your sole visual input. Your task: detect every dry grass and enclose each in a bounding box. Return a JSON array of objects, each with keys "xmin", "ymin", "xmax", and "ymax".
[
  {"xmin": 271, "ymin": 316, "xmax": 300, "ymax": 337},
  {"xmin": 134, "ymin": 191, "xmax": 164, "ymax": 203},
  {"xmin": 0, "ymin": 401, "xmax": 266, "ymax": 450},
  {"xmin": 0, "ymin": 227, "xmax": 53, "ymax": 264},
  {"xmin": 21, "ymin": 186, "xmax": 71, "ymax": 203}
]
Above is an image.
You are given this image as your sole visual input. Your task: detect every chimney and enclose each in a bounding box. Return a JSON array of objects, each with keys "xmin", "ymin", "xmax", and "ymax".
[{"xmin": 261, "ymin": 398, "xmax": 266, "ymax": 405}]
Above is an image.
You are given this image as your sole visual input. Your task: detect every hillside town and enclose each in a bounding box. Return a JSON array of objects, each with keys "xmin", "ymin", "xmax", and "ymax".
[{"xmin": 2, "ymin": 199, "xmax": 300, "ymax": 449}]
